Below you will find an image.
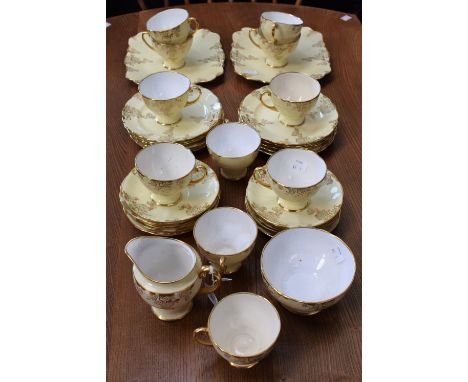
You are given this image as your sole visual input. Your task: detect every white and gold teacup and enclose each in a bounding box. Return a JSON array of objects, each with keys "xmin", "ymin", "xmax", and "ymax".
[
  {"xmin": 265, "ymin": 148, "xmax": 327, "ymax": 211},
  {"xmin": 261, "ymin": 228, "xmax": 356, "ymax": 315},
  {"xmin": 259, "ymin": 72, "xmax": 321, "ymax": 126},
  {"xmin": 143, "ymin": 8, "xmax": 199, "ymax": 45},
  {"xmin": 206, "ymin": 122, "xmax": 261, "ymax": 180},
  {"xmin": 126, "ymin": 236, "xmax": 221, "ymax": 321},
  {"xmin": 248, "ymin": 29, "xmax": 299, "ymax": 68},
  {"xmin": 259, "ymin": 11, "xmax": 303, "ymax": 45},
  {"xmin": 135, "ymin": 143, "xmax": 207, "ymax": 206},
  {"xmin": 138, "ymin": 72, "xmax": 201, "ymax": 125},
  {"xmin": 142, "ymin": 33, "xmax": 194, "ymax": 70},
  {"xmin": 193, "ymin": 207, "xmax": 258, "ymax": 274},
  {"xmin": 193, "ymin": 293, "xmax": 281, "ymax": 368}
]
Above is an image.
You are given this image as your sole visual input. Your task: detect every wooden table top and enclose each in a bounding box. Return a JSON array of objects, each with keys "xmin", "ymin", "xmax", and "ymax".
[{"xmin": 107, "ymin": 3, "xmax": 361, "ymax": 381}]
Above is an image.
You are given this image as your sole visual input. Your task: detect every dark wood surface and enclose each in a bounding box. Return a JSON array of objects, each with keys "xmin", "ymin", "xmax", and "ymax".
[{"xmin": 107, "ymin": 4, "xmax": 361, "ymax": 381}]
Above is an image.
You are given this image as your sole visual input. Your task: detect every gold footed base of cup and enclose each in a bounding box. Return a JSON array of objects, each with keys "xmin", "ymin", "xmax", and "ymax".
[
  {"xmin": 212, "ymin": 261, "xmax": 242, "ymax": 275},
  {"xmin": 277, "ymin": 198, "xmax": 309, "ymax": 212},
  {"xmin": 151, "ymin": 302, "xmax": 193, "ymax": 321},
  {"xmin": 229, "ymin": 361, "xmax": 259, "ymax": 369},
  {"xmin": 265, "ymin": 58, "xmax": 288, "ymax": 68},
  {"xmin": 278, "ymin": 114, "xmax": 305, "ymax": 127},
  {"xmin": 220, "ymin": 167, "xmax": 248, "ymax": 180},
  {"xmin": 155, "ymin": 115, "xmax": 183, "ymax": 126},
  {"xmin": 150, "ymin": 192, "xmax": 182, "ymax": 207},
  {"xmin": 162, "ymin": 60, "xmax": 186, "ymax": 70}
]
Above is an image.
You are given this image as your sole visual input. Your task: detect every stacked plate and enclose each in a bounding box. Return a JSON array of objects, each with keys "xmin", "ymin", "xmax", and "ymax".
[
  {"xmin": 119, "ymin": 161, "xmax": 220, "ymax": 236},
  {"xmin": 238, "ymin": 87, "xmax": 338, "ymax": 155},
  {"xmin": 122, "ymin": 87, "xmax": 224, "ymax": 151},
  {"xmin": 244, "ymin": 166, "xmax": 343, "ymax": 237}
]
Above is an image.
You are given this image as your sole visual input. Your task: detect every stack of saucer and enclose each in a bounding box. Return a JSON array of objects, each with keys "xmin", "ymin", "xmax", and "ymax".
[
  {"xmin": 239, "ymin": 87, "xmax": 338, "ymax": 155},
  {"xmin": 122, "ymin": 87, "xmax": 224, "ymax": 150},
  {"xmin": 119, "ymin": 160, "xmax": 220, "ymax": 236},
  {"xmin": 245, "ymin": 166, "xmax": 343, "ymax": 237}
]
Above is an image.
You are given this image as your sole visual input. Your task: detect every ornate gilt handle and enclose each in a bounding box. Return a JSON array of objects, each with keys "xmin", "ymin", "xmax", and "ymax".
[
  {"xmin": 219, "ymin": 256, "xmax": 226, "ymax": 274},
  {"xmin": 253, "ymin": 166, "xmax": 271, "ymax": 188},
  {"xmin": 188, "ymin": 17, "xmax": 199, "ymax": 33},
  {"xmin": 186, "ymin": 85, "xmax": 202, "ymax": 106},
  {"xmin": 248, "ymin": 28, "xmax": 262, "ymax": 49},
  {"xmin": 197, "ymin": 265, "xmax": 221, "ymax": 295},
  {"xmin": 193, "ymin": 327, "xmax": 212, "ymax": 346},
  {"xmin": 259, "ymin": 89, "xmax": 277, "ymax": 111},
  {"xmin": 190, "ymin": 164, "xmax": 207, "ymax": 185},
  {"xmin": 141, "ymin": 32, "xmax": 158, "ymax": 51}
]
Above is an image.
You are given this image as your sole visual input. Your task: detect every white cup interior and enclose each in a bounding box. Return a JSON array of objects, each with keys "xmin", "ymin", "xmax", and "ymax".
[
  {"xmin": 146, "ymin": 8, "xmax": 189, "ymax": 31},
  {"xmin": 126, "ymin": 237, "xmax": 196, "ymax": 282},
  {"xmin": 135, "ymin": 143, "xmax": 195, "ymax": 181},
  {"xmin": 209, "ymin": 293, "xmax": 280, "ymax": 356},
  {"xmin": 262, "ymin": 228, "xmax": 356, "ymax": 302},
  {"xmin": 270, "ymin": 73, "xmax": 320, "ymax": 102},
  {"xmin": 206, "ymin": 123, "xmax": 261, "ymax": 158},
  {"xmin": 267, "ymin": 148, "xmax": 326, "ymax": 188},
  {"xmin": 262, "ymin": 11, "xmax": 303, "ymax": 25},
  {"xmin": 194, "ymin": 208, "xmax": 257, "ymax": 255},
  {"xmin": 139, "ymin": 72, "xmax": 190, "ymax": 101}
]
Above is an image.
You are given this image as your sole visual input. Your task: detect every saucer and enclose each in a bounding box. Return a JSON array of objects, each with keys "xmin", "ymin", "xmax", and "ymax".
[
  {"xmin": 125, "ymin": 29, "xmax": 225, "ymax": 84},
  {"xmin": 230, "ymin": 27, "xmax": 331, "ymax": 83},
  {"xmin": 122, "ymin": 87, "xmax": 224, "ymax": 150},
  {"xmin": 245, "ymin": 166, "xmax": 343, "ymax": 236},
  {"xmin": 238, "ymin": 87, "xmax": 338, "ymax": 154},
  {"xmin": 120, "ymin": 160, "xmax": 220, "ymax": 235}
]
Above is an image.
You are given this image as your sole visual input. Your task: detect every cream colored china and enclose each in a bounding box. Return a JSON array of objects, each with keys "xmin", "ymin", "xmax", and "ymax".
[
  {"xmin": 193, "ymin": 207, "xmax": 257, "ymax": 274},
  {"xmin": 135, "ymin": 143, "xmax": 204, "ymax": 206},
  {"xmin": 259, "ymin": 72, "xmax": 321, "ymax": 126},
  {"xmin": 261, "ymin": 228, "xmax": 356, "ymax": 315},
  {"xmin": 126, "ymin": 236, "xmax": 221, "ymax": 321},
  {"xmin": 143, "ymin": 8, "xmax": 199, "ymax": 45},
  {"xmin": 245, "ymin": 165, "xmax": 343, "ymax": 233},
  {"xmin": 231, "ymin": 27, "xmax": 331, "ymax": 83},
  {"xmin": 193, "ymin": 293, "xmax": 280, "ymax": 368},
  {"xmin": 248, "ymin": 29, "xmax": 299, "ymax": 68},
  {"xmin": 258, "ymin": 11, "xmax": 303, "ymax": 44},
  {"xmin": 120, "ymin": 160, "xmax": 220, "ymax": 235},
  {"xmin": 122, "ymin": 87, "xmax": 223, "ymax": 150},
  {"xmin": 266, "ymin": 148, "xmax": 327, "ymax": 211},
  {"xmin": 206, "ymin": 122, "xmax": 261, "ymax": 180},
  {"xmin": 138, "ymin": 72, "xmax": 201, "ymax": 125},
  {"xmin": 125, "ymin": 30, "xmax": 224, "ymax": 85},
  {"xmin": 238, "ymin": 86, "xmax": 338, "ymax": 154},
  {"xmin": 142, "ymin": 33, "xmax": 194, "ymax": 70}
]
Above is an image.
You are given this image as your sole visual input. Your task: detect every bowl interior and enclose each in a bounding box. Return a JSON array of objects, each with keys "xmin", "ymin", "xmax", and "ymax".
[
  {"xmin": 209, "ymin": 293, "xmax": 280, "ymax": 356},
  {"xmin": 262, "ymin": 228, "xmax": 356, "ymax": 302},
  {"xmin": 135, "ymin": 143, "xmax": 195, "ymax": 181},
  {"xmin": 139, "ymin": 72, "xmax": 190, "ymax": 101},
  {"xmin": 126, "ymin": 237, "xmax": 196, "ymax": 282},
  {"xmin": 262, "ymin": 11, "xmax": 303, "ymax": 25},
  {"xmin": 270, "ymin": 73, "xmax": 320, "ymax": 102},
  {"xmin": 267, "ymin": 149, "xmax": 326, "ymax": 188},
  {"xmin": 206, "ymin": 123, "xmax": 261, "ymax": 158},
  {"xmin": 194, "ymin": 208, "xmax": 257, "ymax": 255},
  {"xmin": 147, "ymin": 8, "xmax": 188, "ymax": 31}
]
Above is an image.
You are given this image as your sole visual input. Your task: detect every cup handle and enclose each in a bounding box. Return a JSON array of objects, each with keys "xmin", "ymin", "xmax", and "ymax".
[
  {"xmin": 248, "ymin": 28, "xmax": 262, "ymax": 49},
  {"xmin": 186, "ymin": 85, "xmax": 202, "ymax": 106},
  {"xmin": 253, "ymin": 166, "xmax": 271, "ymax": 188},
  {"xmin": 198, "ymin": 265, "xmax": 222, "ymax": 295},
  {"xmin": 193, "ymin": 327, "xmax": 212, "ymax": 346},
  {"xmin": 189, "ymin": 164, "xmax": 207, "ymax": 185},
  {"xmin": 141, "ymin": 32, "xmax": 158, "ymax": 51},
  {"xmin": 219, "ymin": 256, "xmax": 226, "ymax": 274},
  {"xmin": 188, "ymin": 17, "xmax": 199, "ymax": 33},
  {"xmin": 260, "ymin": 90, "xmax": 277, "ymax": 111}
]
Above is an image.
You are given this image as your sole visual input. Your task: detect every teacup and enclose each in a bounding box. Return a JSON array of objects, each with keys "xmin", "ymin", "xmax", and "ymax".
[
  {"xmin": 138, "ymin": 72, "xmax": 201, "ymax": 125},
  {"xmin": 259, "ymin": 11, "xmax": 303, "ymax": 44},
  {"xmin": 261, "ymin": 228, "xmax": 356, "ymax": 315},
  {"xmin": 142, "ymin": 33, "xmax": 194, "ymax": 70},
  {"xmin": 126, "ymin": 236, "xmax": 221, "ymax": 321},
  {"xmin": 248, "ymin": 29, "xmax": 299, "ymax": 68},
  {"xmin": 135, "ymin": 143, "xmax": 207, "ymax": 206},
  {"xmin": 259, "ymin": 72, "xmax": 321, "ymax": 126},
  {"xmin": 143, "ymin": 8, "xmax": 199, "ymax": 45},
  {"xmin": 193, "ymin": 292, "xmax": 281, "ymax": 368},
  {"xmin": 206, "ymin": 122, "xmax": 261, "ymax": 180},
  {"xmin": 193, "ymin": 207, "xmax": 258, "ymax": 274},
  {"xmin": 265, "ymin": 148, "xmax": 327, "ymax": 211}
]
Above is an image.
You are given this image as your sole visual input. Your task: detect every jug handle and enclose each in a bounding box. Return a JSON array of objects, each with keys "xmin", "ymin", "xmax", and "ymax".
[{"xmin": 198, "ymin": 265, "xmax": 221, "ymax": 294}]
